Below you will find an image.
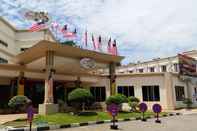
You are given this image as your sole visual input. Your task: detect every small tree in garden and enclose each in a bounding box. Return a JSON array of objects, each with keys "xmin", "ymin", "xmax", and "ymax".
[
  {"xmin": 106, "ymin": 94, "xmax": 127, "ymax": 105},
  {"xmin": 183, "ymin": 98, "xmax": 193, "ymax": 109},
  {"xmin": 8, "ymin": 95, "xmax": 31, "ymax": 113},
  {"xmin": 128, "ymin": 96, "xmax": 140, "ymax": 112},
  {"xmin": 68, "ymin": 88, "xmax": 94, "ymax": 112}
]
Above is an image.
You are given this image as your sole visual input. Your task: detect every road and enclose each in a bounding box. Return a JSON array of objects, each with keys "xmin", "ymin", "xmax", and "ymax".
[{"xmin": 53, "ymin": 114, "xmax": 197, "ymax": 131}]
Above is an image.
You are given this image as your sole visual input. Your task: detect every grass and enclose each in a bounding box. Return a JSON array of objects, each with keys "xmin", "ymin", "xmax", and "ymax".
[{"xmin": 2, "ymin": 111, "xmax": 167, "ymax": 128}]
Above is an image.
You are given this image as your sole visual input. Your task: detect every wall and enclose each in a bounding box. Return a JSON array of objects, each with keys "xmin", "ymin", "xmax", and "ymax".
[{"xmin": 116, "ymin": 74, "xmax": 167, "ymax": 109}]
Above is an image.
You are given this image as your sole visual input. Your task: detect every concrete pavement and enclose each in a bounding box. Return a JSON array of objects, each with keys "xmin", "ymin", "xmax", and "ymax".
[{"xmin": 52, "ymin": 114, "xmax": 197, "ymax": 131}]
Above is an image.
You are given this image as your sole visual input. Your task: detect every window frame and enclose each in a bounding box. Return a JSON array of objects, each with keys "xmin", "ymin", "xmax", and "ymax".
[{"xmin": 142, "ymin": 85, "xmax": 160, "ymax": 101}]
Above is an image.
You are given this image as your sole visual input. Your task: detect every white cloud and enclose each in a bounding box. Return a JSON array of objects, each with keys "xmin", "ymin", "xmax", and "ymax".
[{"xmin": 1, "ymin": 0, "xmax": 197, "ymax": 64}]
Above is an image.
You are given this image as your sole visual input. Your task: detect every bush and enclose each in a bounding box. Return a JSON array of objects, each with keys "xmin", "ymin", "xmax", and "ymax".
[
  {"xmin": 68, "ymin": 88, "xmax": 94, "ymax": 112},
  {"xmin": 106, "ymin": 94, "xmax": 127, "ymax": 105},
  {"xmin": 183, "ymin": 98, "xmax": 193, "ymax": 109},
  {"xmin": 8, "ymin": 95, "xmax": 30, "ymax": 112},
  {"xmin": 128, "ymin": 96, "xmax": 140, "ymax": 112}
]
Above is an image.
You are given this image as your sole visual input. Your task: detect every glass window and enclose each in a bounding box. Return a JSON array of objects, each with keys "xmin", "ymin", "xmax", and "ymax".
[
  {"xmin": 174, "ymin": 63, "xmax": 179, "ymax": 72},
  {"xmin": 20, "ymin": 48, "xmax": 29, "ymax": 52},
  {"xmin": 0, "ymin": 40, "xmax": 8, "ymax": 47},
  {"xmin": 139, "ymin": 68, "xmax": 144, "ymax": 73},
  {"xmin": 149, "ymin": 67, "xmax": 155, "ymax": 72},
  {"xmin": 161, "ymin": 65, "xmax": 167, "ymax": 72},
  {"xmin": 142, "ymin": 85, "xmax": 160, "ymax": 101},
  {"xmin": 117, "ymin": 86, "xmax": 134, "ymax": 97},
  {"xmin": 0, "ymin": 57, "xmax": 8, "ymax": 63},
  {"xmin": 90, "ymin": 87, "xmax": 106, "ymax": 102},
  {"xmin": 175, "ymin": 86, "xmax": 185, "ymax": 101}
]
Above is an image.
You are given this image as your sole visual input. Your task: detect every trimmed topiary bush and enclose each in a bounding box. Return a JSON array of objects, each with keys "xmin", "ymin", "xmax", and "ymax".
[
  {"xmin": 8, "ymin": 95, "xmax": 31, "ymax": 113},
  {"xmin": 68, "ymin": 88, "xmax": 94, "ymax": 112},
  {"xmin": 106, "ymin": 94, "xmax": 127, "ymax": 105},
  {"xmin": 128, "ymin": 96, "xmax": 140, "ymax": 112}
]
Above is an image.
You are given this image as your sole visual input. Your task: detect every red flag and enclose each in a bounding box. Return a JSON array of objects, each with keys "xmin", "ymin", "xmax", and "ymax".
[
  {"xmin": 98, "ymin": 35, "xmax": 102, "ymax": 50},
  {"xmin": 107, "ymin": 37, "xmax": 112, "ymax": 54},
  {"xmin": 62, "ymin": 26, "xmax": 77, "ymax": 38},
  {"xmin": 112, "ymin": 39, "xmax": 118, "ymax": 55},
  {"xmin": 61, "ymin": 24, "xmax": 68, "ymax": 33},
  {"xmin": 92, "ymin": 35, "xmax": 96, "ymax": 50},
  {"xmin": 84, "ymin": 30, "xmax": 88, "ymax": 47},
  {"xmin": 29, "ymin": 22, "xmax": 46, "ymax": 32}
]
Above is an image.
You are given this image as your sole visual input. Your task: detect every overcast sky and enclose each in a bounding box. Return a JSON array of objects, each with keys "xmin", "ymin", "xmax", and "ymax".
[{"xmin": 1, "ymin": 0, "xmax": 197, "ymax": 64}]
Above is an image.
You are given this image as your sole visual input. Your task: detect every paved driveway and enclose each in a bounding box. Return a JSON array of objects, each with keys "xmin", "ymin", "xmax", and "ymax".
[{"xmin": 53, "ymin": 114, "xmax": 197, "ymax": 131}]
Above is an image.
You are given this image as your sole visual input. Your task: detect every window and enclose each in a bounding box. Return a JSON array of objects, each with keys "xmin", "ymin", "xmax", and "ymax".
[
  {"xmin": 161, "ymin": 65, "xmax": 167, "ymax": 72},
  {"xmin": 129, "ymin": 70, "xmax": 133, "ymax": 73},
  {"xmin": 20, "ymin": 48, "xmax": 29, "ymax": 52},
  {"xmin": 149, "ymin": 67, "xmax": 155, "ymax": 72},
  {"xmin": 0, "ymin": 57, "xmax": 8, "ymax": 63},
  {"xmin": 117, "ymin": 86, "xmax": 134, "ymax": 97},
  {"xmin": 175, "ymin": 86, "xmax": 185, "ymax": 101},
  {"xmin": 0, "ymin": 40, "xmax": 8, "ymax": 47},
  {"xmin": 174, "ymin": 63, "xmax": 179, "ymax": 72},
  {"xmin": 139, "ymin": 68, "xmax": 144, "ymax": 73},
  {"xmin": 142, "ymin": 85, "xmax": 160, "ymax": 101},
  {"xmin": 90, "ymin": 87, "xmax": 106, "ymax": 102}
]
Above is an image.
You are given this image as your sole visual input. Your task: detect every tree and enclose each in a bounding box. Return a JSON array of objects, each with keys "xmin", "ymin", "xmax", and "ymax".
[
  {"xmin": 68, "ymin": 88, "xmax": 94, "ymax": 112},
  {"xmin": 8, "ymin": 95, "xmax": 31, "ymax": 113},
  {"xmin": 183, "ymin": 98, "xmax": 193, "ymax": 109},
  {"xmin": 106, "ymin": 94, "xmax": 127, "ymax": 105},
  {"xmin": 60, "ymin": 41, "xmax": 76, "ymax": 46},
  {"xmin": 128, "ymin": 96, "xmax": 140, "ymax": 112}
]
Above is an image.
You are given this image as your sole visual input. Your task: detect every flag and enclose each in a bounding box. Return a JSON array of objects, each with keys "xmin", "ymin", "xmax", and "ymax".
[
  {"xmin": 64, "ymin": 28, "xmax": 77, "ymax": 38},
  {"xmin": 84, "ymin": 30, "xmax": 88, "ymax": 47},
  {"xmin": 112, "ymin": 39, "xmax": 118, "ymax": 55},
  {"xmin": 29, "ymin": 22, "xmax": 46, "ymax": 32},
  {"xmin": 61, "ymin": 24, "xmax": 68, "ymax": 34},
  {"xmin": 107, "ymin": 37, "xmax": 112, "ymax": 54},
  {"xmin": 98, "ymin": 35, "xmax": 102, "ymax": 50},
  {"xmin": 92, "ymin": 34, "xmax": 96, "ymax": 50},
  {"xmin": 51, "ymin": 22, "xmax": 59, "ymax": 31}
]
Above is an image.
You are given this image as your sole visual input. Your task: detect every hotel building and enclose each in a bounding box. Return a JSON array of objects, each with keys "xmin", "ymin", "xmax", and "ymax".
[{"xmin": 0, "ymin": 17, "xmax": 197, "ymax": 114}]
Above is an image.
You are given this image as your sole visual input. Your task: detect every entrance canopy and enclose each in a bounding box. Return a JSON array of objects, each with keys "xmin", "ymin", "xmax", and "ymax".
[{"xmin": 11, "ymin": 40, "xmax": 124, "ymax": 76}]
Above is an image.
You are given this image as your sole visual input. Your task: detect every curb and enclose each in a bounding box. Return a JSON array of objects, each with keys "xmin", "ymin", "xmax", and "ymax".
[{"xmin": 7, "ymin": 113, "xmax": 181, "ymax": 131}]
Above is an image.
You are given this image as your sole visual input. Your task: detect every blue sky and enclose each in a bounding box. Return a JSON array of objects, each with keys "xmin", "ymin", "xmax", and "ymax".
[{"xmin": 1, "ymin": 0, "xmax": 197, "ymax": 64}]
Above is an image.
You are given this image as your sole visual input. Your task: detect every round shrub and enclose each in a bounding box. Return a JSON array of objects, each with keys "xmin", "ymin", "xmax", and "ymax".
[
  {"xmin": 128, "ymin": 96, "xmax": 140, "ymax": 112},
  {"xmin": 128, "ymin": 96, "xmax": 140, "ymax": 103},
  {"xmin": 183, "ymin": 98, "xmax": 193, "ymax": 109},
  {"xmin": 8, "ymin": 95, "xmax": 31, "ymax": 112},
  {"xmin": 68, "ymin": 88, "xmax": 94, "ymax": 111},
  {"xmin": 106, "ymin": 94, "xmax": 127, "ymax": 105}
]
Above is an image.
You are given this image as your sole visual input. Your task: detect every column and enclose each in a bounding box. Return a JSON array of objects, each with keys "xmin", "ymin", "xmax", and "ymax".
[
  {"xmin": 39, "ymin": 51, "xmax": 58, "ymax": 115},
  {"xmin": 17, "ymin": 71, "xmax": 25, "ymax": 95},
  {"xmin": 164, "ymin": 72, "xmax": 176, "ymax": 110},
  {"xmin": 44, "ymin": 51, "xmax": 54, "ymax": 104},
  {"xmin": 109, "ymin": 63, "xmax": 116, "ymax": 95}
]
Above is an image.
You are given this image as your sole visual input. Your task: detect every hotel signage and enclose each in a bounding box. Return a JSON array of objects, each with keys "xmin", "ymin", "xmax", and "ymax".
[
  {"xmin": 80, "ymin": 58, "xmax": 96, "ymax": 69},
  {"xmin": 178, "ymin": 54, "xmax": 197, "ymax": 77}
]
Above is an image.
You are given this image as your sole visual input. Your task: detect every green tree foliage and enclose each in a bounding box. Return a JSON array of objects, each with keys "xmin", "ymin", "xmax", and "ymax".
[
  {"xmin": 8, "ymin": 95, "xmax": 31, "ymax": 112},
  {"xmin": 60, "ymin": 41, "xmax": 76, "ymax": 46},
  {"xmin": 128, "ymin": 96, "xmax": 140, "ymax": 112},
  {"xmin": 68, "ymin": 88, "xmax": 94, "ymax": 112},
  {"xmin": 106, "ymin": 94, "xmax": 127, "ymax": 105},
  {"xmin": 183, "ymin": 98, "xmax": 193, "ymax": 109}
]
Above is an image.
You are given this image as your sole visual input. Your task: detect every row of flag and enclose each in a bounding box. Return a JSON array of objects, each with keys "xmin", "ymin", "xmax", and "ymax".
[
  {"xmin": 29, "ymin": 21, "xmax": 77, "ymax": 38},
  {"xmin": 84, "ymin": 30, "xmax": 118, "ymax": 55},
  {"xmin": 28, "ymin": 21, "xmax": 118, "ymax": 56}
]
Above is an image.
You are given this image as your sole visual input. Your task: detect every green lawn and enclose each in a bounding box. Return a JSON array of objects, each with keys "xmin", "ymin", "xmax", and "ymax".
[{"xmin": 3, "ymin": 111, "xmax": 167, "ymax": 127}]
